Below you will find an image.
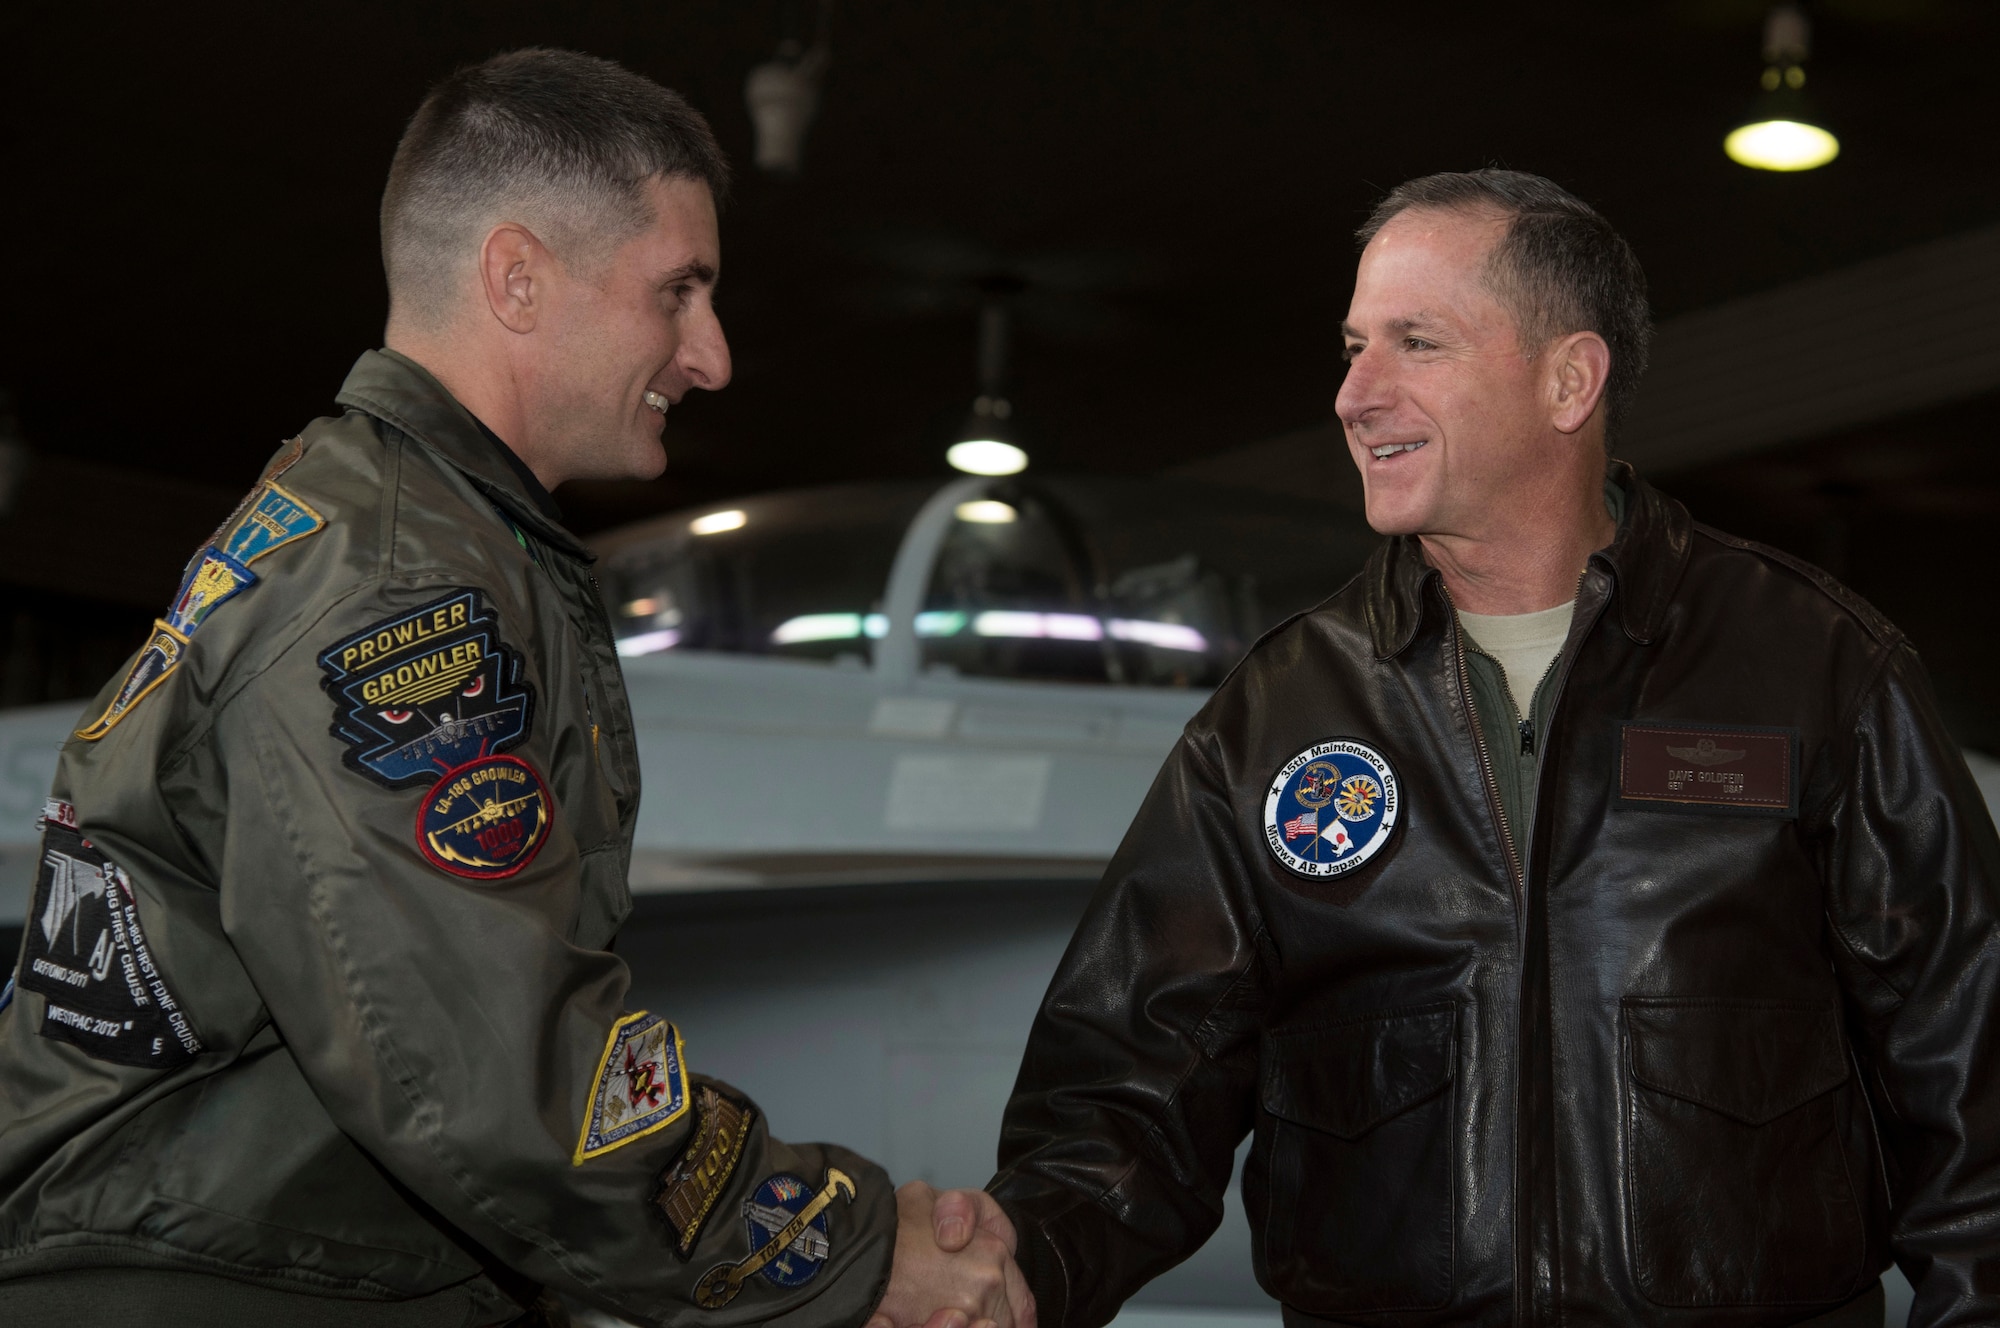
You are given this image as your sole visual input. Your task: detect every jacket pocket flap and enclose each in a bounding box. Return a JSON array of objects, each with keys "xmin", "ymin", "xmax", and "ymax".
[
  {"xmin": 1262, "ymin": 1002, "xmax": 1456, "ymax": 1139},
  {"xmin": 1624, "ymin": 999, "xmax": 1848, "ymax": 1126}
]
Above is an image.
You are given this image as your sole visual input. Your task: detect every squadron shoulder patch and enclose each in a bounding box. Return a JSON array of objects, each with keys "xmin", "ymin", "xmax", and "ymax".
[
  {"xmin": 1263, "ymin": 738, "xmax": 1400, "ymax": 879},
  {"xmin": 655, "ymin": 1086, "xmax": 757, "ymax": 1257},
  {"xmin": 318, "ymin": 589, "xmax": 535, "ymax": 788},
  {"xmin": 19, "ymin": 801, "xmax": 203, "ymax": 1067},
  {"xmin": 76, "ymin": 479, "xmax": 324, "ymax": 741},
  {"xmin": 417, "ymin": 754, "xmax": 551, "ymax": 879},
  {"xmin": 576, "ymin": 1012, "xmax": 691, "ymax": 1164},
  {"xmin": 695, "ymin": 1169, "xmax": 856, "ymax": 1307}
]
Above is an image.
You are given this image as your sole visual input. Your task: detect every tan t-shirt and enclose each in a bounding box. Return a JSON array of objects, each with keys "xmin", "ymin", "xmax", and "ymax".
[{"xmin": 1458, "ymin": 600, "xmax": 1575, "ymax": 713}]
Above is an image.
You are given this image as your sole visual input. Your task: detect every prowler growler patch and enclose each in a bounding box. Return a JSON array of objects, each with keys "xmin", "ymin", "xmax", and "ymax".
[
  {"xmin": 1618, "ymin": 722, "xmax": 1799, "ymax": 817},
  {"xmin": 19, "ymin": 801, "xmax": 203, "ymax": 1067},
  {"xmin": 318, "ymin": 589, "xmax": 536, "ymax": 789}
]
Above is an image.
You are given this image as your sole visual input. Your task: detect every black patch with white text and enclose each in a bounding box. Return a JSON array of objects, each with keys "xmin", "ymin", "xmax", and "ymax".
[
  {"xmin": 318, "ymin": 589, "xmax": 535, "ymax": 789},
  {"xmin": 19, "ymin": 802, "xmax": 203, "ymax": 1068}
]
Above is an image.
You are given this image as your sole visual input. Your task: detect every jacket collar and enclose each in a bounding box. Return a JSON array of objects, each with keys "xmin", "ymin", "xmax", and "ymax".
[
  {"xmin": 1365, "ymin": 458, "xmax": 1691, "ymax": 659},
  {"xmin": 332, "ymin": 348, "xmax": 595, "ymax": 561}
]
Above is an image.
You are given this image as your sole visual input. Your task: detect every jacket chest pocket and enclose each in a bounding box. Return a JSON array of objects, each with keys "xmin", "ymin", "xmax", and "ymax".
[
  {"xmin": 1622, "ymin": 998, "xmax": 1867, "ymax": 1308},
  {"xmin": 1250, "ymin": 1002, "xmax": 1457, "ymax": 1314}
]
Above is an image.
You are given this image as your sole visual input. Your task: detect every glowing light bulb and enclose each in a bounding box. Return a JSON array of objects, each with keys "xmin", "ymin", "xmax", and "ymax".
[
  {"xmin": 1725, "ymin": 119, "xmax": 1839, "ymax": 172},
  {"xmin": 946, "ymin": 440, "xmax": 1028, "ymax": 476},
  {"xmin": 954, "ymin": 499, "xmax": 1018, "ymax": 523},
  {"xmin": 689, "ymin": 509, "xmax": 747, "ymax": 535}
]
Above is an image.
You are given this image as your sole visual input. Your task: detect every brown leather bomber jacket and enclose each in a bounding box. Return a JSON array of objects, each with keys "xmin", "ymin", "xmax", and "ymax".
[{"xmin": 989, "ymin": 465, "xmax": 2000, "ymax": 1327}]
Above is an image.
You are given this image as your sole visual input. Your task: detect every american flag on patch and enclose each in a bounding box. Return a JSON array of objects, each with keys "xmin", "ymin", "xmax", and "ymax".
[{"xmin": 1283, "ymin": 811, "xmax": 1318, "ymax": 840}]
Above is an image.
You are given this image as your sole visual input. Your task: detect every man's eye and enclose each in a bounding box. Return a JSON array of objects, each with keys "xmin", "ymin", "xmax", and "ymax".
[
  {"xmin": 1341, "ymin": 344, "xmax": 1363, "ymax": 362},
  {"xmin": 1404, "ymin": 336, "xmax": 1435, "ymax": 352}
]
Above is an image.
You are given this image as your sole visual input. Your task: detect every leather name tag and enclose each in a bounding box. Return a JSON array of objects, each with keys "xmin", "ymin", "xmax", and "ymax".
[{"xmin": 1618, "ymin": 723, "xmax": 1799, "ymax": 817}]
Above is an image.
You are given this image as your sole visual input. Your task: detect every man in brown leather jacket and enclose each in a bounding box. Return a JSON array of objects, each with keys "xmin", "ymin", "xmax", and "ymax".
[
  {"xmin": 973, "ymin": 171, "xmax": 2000, "ymax": 1326},
  {"xmin": 0, "ymin": 48, "xmax": 1026, "ymax": 1328}
]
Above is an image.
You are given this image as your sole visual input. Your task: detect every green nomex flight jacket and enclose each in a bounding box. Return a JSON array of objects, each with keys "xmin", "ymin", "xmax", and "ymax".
[{"xmin": 0, "ymin": 349, "xmax": 895, "ymax": 1326}]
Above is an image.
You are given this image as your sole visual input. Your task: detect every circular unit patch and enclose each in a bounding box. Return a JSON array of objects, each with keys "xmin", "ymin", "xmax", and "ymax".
[
  {"xmin": 1262, "ymin": 738, "xmax": 1399, "ymax": 879},
  {"xmin": 744, "ymin": 1173, "xmax": 832, "ymax": 1288},
  {"xmin": 417, "ymin": 754, "xmax": 552, "ymax": 880}
]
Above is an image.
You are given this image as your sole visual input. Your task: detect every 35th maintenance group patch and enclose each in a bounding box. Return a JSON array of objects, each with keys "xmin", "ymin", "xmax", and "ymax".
[{"xmin": 1263, "ymin": 738, "xmax": 1400, "ymax": 879}]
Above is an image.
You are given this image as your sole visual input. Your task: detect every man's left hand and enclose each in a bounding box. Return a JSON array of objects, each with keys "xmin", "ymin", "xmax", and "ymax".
[{"xmin": 865, "ymin": 1181, "xmax": 1036, "ymax": 1328}]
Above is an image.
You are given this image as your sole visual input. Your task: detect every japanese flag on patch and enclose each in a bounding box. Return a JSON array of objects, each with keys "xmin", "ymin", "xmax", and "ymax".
[{"xmin": 1322, "ymin": 822, "xmax": 1354, "ymax": 855}]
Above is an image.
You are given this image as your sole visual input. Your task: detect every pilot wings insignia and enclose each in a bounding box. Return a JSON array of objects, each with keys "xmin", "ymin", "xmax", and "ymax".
[{"xmin": 1664, "ymin": 737, "xmax": 1747, "ymax": 765}]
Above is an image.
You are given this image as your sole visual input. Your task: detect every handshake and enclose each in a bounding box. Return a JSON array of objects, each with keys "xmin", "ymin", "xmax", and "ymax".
[{"xmin": 866, "ymin": 1181, "xmax": 1037, "ymax": 1328}]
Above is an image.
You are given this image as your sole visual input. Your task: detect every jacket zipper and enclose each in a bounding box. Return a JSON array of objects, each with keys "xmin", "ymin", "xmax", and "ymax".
[
  {"xmin": 1503, "ymin": 570, "xmax": 1608, "ymax": 1328},
  {"xmin": 1443, "ymin": 584, "xmax": 1523, "ymax": 894}
]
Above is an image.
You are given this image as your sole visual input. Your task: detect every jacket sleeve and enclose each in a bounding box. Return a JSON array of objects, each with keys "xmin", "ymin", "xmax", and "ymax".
[
  {"xmin": 987, "ymin": 732, "xmax": 1266, "ymax": 1328},
  {"xmin": 1812, "ymin": 642, "xmax": 2000, "ymax": 1326},
  {"xmin": 207, "ymin": 577, "xmax": 895, "ymax": 1328}
]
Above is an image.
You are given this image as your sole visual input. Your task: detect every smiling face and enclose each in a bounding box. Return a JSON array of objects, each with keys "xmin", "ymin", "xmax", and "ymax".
[
  {"xmin": 1335, "ymin": 208, "xmax": 1559, "ymax": 540},
  {"xmin": 528, "ymin": 174, "xmax": 732, "ymax": 483}
]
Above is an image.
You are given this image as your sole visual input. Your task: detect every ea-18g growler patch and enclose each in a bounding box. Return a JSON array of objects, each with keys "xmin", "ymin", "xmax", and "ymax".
[
  {"xmin": 318, "ymin": 589, "xmax": 536, "ymax": 789},
  {"xmin": 655, "ymin": 1085, "xmax": 757, "ymax": 1257},
  {"xmin": 417, "ymin": 754, "xmax": 552, "ymax": 880},
  {"xmin": 576, "ymin": 1012, "xmax": 690, "ymax": 1164},
  {"xmin": 76, "ymin": 480, "xmax": 324, "ymax": 741},
  {"xmin": 18, "ymin": 801, "xmax": 203, "ymax": 1067}
]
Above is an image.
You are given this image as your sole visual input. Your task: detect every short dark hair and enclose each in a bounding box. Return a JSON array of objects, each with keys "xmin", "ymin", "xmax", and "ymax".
[
  {"xmin": 381, "ymin": 48, "xmax": 730, "ymax": 324},
  {"xmin": 1357, "ymin": 169, "xmax": 1652, "ymax": 438}
]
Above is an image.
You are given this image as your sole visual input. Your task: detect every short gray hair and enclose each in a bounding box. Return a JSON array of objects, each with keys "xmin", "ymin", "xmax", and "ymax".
[
  {"xmin": 1357, "ymin": 169, "xmax": 1652, "ymax": 438},
  {"xmin": 381, "ymin": 48, "xmax": 730, "ymax": 324}
]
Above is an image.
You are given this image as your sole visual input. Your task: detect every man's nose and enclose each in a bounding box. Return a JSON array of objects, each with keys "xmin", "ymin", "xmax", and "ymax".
[
  {"xmin": 1334, "ymin": 347, "xmax": 1385, "ymax": 427},
  {"xmin": 681, "ymin": 303, "xmax": 733, "ymax": 392}
]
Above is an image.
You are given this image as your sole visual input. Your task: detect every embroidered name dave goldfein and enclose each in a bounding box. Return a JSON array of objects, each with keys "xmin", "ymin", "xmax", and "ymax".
[
  {"xmin": 319, "ymin": 589, "xmax": 535, "ymax": 788},
  {"xmin": 17, "ymin": 800, "xmax": 203, "ymax": 1068}
]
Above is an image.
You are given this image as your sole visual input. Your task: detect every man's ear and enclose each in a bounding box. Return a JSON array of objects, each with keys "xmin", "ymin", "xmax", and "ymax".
[
  {"xmin": 478, "ymin": 223, "xmax": 548, "ymax": 334},
  {"xmin": 1546, "ymin": 330, "xmax": 1610, "ymax": 435}
]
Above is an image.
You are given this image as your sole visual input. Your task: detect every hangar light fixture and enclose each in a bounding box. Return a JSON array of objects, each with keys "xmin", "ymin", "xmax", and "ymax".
[
  {"xmin": 947, "ymin": 305, "xmax": 1030, "ymax": 475},
  {"xmin": 745, "ymin": 2, "xmax": 832, "ymax": 174},
  {"xmin": 954, "ymin": 499, "xmax": 1019, "ymax": 523},
  {"xmin": 1726, "ymin": 4, "xmax": 1839, "ymax": 172},
  {"xmin": 689, "ymin": 509, "xmax": 747, "ymax": 536},
  {"xmin": 947, "ymin": 440, "xmax": 1028, "ymax": 476}
]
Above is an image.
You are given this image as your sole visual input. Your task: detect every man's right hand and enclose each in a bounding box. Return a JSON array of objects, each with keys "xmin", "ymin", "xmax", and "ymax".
[{"xmin": 865, "ymin": 1181, "xmax": 1037, "ymax": 1328}]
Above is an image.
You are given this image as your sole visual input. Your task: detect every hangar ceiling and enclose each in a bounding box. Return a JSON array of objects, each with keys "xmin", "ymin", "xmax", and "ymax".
[{"xmin": 5, "ymin": 0, "xmax": 1999, "ymax": 532}]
